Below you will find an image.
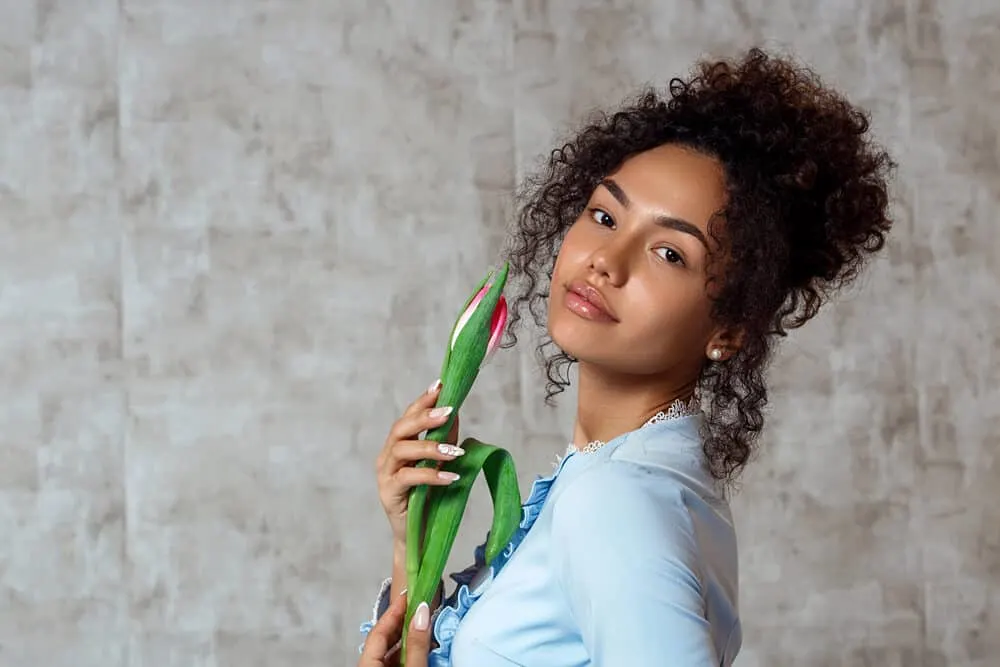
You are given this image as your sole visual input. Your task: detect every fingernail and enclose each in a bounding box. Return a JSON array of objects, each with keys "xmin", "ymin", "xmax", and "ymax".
[
  {"xmin": 429, "ymin": 406, "xmax": 453, "ymax": 419},
  {"xmin": 412, "ymin": 602, "xmax": 430, "ymax": 631},
  {"xmin": 438, "ymin": 471, "xmax": 460, "ymax": 482},
  {"xmin": 437, "ymin": 443, "xmax": 465, "ymax": 457},
  {"xmin": 427, "ymin": 379, "xmax": 442, "ymax": 394},
  {"xmin": 399, "ymin": 587, "xmax": 408, "ymax": 597}
]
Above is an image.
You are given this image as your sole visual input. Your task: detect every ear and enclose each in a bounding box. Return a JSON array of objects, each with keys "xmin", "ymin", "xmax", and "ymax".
[{"xmin": 705, "ymin": 327, "xmax": 744, "ymax": 362}]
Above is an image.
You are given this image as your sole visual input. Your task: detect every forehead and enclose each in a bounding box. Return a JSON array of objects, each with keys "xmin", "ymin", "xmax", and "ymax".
[{"xmin": 607, "ymin": 143, "xmax": 727, "ymax": 230}]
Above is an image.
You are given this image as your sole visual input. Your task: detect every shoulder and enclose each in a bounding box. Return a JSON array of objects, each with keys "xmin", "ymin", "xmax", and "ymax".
[
  {"xmin": 551, "ymin": 459, "xmax": 702, "ymax": 554},
  {"xmin": 558, "ymin": 459, "xmax": 689, "ymax": 511}
]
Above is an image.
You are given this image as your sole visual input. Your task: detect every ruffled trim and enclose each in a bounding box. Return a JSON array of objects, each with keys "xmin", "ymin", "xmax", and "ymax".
[
  {"xmin": 357, "ymin": 576, "xmax": 393, "ymax": 654},
  {"xmin": 428, "ymin": 450, "xmax": 577, "ymax": 666}
]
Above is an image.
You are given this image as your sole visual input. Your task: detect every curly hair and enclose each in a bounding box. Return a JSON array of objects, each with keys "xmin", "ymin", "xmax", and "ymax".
[{"xmin": 500, "ymin": 47, "xmax": 896, "ymax": 485}]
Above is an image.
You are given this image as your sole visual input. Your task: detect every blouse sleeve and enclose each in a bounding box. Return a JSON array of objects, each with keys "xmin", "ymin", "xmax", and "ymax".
[{"xmin": 551, "ymin": 462, "xmax": 720, "ymax": 666}]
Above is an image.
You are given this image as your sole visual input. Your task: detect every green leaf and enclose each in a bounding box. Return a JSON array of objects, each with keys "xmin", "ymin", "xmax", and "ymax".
[
  {"xmin": 406, "ymin": 321, "xmax": 490, "ymax": 582},
  {"xmin": 401, "ymin": 438, "xmax": 522, "ymax": 665}
]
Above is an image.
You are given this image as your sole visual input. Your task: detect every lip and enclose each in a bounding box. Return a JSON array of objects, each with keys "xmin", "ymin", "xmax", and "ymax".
[{"xmin": 564, "ymin": 281, "xmax": 618, "ymax": 322}]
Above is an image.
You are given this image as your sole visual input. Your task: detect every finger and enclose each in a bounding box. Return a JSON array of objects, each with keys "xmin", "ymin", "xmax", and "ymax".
[
  {"xmin": 359, "ymin": 594, "xmax": 407, "ymax": 666},
  {"xmin": 378, "ymin": 405, "xmax": 455, "ymax": 471},
  {"xmin": 402, "ymin": 379, "xmax": 445, "ymax": 418},
  {"xmin": 358, "ymin": 625, "xmax": 392, "ymax": 666},
  {"xmin": 388, "ymin": 466, "xmax": 462, "ymax": 494},
  {"xmin": 403, "ymin": 601, "xmax": 434, "ymax": 667},
  {"xmin": 383, "ymin": 440, "xmax": 465, "ymax": 473},
  {"xmin": 387, "ymin": 406, "xmax": 455, "ymax": 447},
  {"xmin": 376, "ymin": 595, "xmax": 411, "ymax": 665},
  {"xmin": 377, "ymin": 592, "xmax": 408, "ymax": 641},
  {"xmin": 379, "ymin": 408, "xmax": 456, "ymax": 479}
]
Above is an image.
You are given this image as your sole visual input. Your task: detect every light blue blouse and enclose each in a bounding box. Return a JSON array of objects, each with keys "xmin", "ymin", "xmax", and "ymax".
[{"xmin": 360, "ymin": 413, "xmax": 742, "ymax": 666}]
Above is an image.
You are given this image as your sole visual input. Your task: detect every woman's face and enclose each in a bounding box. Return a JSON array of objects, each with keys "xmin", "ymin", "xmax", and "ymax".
[{"xmin": 548, "ymin": 143, "xmax": 732, "ymax": 378}]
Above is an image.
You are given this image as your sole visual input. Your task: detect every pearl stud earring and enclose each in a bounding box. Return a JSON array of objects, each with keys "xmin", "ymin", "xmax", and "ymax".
[{"xmin": 709, "ymin": 348, "xmax": 723, "ymax": 361}]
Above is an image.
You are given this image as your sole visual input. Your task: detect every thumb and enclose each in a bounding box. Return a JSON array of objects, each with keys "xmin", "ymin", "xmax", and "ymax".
[{"xmin": 404, "ymin": 602, "xmax": 433, "ymax": 666}]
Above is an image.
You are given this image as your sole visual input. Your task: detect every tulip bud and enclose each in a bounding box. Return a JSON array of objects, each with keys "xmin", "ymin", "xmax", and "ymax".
[
  {"xmin": 450, "ymin": 285, "xmax": 508, "ymax": 361},
  {"xmin": 481, "ymin": 295, "xmax": 508, "ymax": 368}
]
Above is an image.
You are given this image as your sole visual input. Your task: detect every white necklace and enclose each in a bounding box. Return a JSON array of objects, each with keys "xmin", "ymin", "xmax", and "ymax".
[{"xmin": 569, "ymin": 395, "xmax": 701, "ymax": 455}]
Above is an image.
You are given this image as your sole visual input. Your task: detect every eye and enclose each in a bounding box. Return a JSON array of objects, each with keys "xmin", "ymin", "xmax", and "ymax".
[
  {"xmin": 589, "ymin": 208, "xmax": 615, "ymax": 228},
  {"xmin": 655, "ymin": 247, "xmax": 685, "ymax": 266}
]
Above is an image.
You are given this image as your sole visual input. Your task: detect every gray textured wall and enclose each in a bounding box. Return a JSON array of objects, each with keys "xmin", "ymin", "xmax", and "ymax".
[{"xmin": 1, "ymin": 1, "xmax": 997, "ymax": 665}]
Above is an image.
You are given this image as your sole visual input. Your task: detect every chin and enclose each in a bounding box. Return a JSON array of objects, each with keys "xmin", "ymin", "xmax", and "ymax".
[
  {"xmin": 546, "ymin": 304, "xmax": 575, "ymax": 352},
  {"xmin": 548, "ymin": 310, "xmax": 606, "ymax": 363},
  {"xmin": 548, "ymin": 311, "xmax": 670, "ymax": 377}
]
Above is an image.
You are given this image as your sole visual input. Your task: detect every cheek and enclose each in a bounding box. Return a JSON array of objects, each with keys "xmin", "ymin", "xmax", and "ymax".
[
  {"xmin": 551, "ymin": 230, "xmax": 582, "ymax": 281},
  {"xmin": 555, "ymin": 223, "xmax": 593, "ymax": 265},
  {"xmin": 627, "ymin": 279, "xmax": 714, "ymax": 347}
]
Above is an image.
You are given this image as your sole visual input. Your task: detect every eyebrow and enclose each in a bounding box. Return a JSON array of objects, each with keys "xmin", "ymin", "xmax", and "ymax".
[{"xmin": 599, "ymin": 178, "xmax": 710, "ymax": 250}]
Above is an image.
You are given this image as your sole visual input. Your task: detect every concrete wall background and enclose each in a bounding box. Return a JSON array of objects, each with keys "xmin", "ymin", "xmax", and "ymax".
[{"xmin": 1, "ymin": 1, "xmax": 997, "ymax": 665}]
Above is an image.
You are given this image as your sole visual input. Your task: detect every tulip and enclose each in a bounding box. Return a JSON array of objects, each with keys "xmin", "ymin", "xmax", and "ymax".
[{"xmin": 401, "ymin": 262, "xmax": 522, "ymax": 665}]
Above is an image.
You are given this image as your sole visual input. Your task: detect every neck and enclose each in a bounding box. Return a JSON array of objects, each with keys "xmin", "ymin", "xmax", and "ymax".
[{"xmin": 572, "ymin": 361, "xmax": 698, "ymax": 446}]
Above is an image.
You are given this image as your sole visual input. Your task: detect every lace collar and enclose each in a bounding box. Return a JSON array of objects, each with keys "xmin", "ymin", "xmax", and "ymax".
[{"xmin": 566, "ymin": 395, "xmax": 702, "ymax": 456}]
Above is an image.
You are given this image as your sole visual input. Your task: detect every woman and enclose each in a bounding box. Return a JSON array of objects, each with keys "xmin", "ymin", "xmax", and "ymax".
[{"xmin": 358, "ymin": 47, "xmax": 894, "ymax": 666}]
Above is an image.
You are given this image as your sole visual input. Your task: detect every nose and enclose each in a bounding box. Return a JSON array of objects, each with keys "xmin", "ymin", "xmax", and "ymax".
[{"xmin": 588, "ymin": 234, "xmax": 630, "ymax": 287}]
